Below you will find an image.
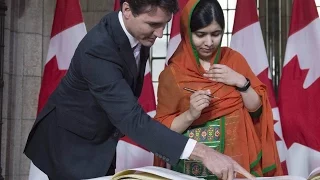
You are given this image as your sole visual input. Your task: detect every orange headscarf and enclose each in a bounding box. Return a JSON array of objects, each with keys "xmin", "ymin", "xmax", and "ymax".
[{"xmin": 154, "ymin": 0, "xmax": 283, "ymax": 177}]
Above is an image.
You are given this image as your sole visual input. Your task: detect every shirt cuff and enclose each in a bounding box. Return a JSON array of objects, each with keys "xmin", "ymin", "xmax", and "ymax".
[{"xmin": 180, "ymin": 138, "xmax": 197, "ymax": 159}]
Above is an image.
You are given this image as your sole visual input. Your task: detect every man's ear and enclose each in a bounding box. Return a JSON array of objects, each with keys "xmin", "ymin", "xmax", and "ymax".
[{"xmin": 122, "ymin": 2, "xmax": 132, "ymax": 19}]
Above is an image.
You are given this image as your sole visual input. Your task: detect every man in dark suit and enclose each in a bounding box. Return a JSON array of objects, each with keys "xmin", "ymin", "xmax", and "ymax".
[{"xmin": 24, "ymin": 0, "xmax": 253, "ymax": 180}]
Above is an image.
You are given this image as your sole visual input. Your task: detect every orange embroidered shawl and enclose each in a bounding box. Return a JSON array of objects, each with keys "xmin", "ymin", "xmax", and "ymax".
[{"xmin": 153, "ymin": 0, "xmax": 282, "ymax": 177}]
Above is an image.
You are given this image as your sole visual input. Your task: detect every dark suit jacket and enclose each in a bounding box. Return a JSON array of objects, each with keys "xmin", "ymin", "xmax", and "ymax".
[{"xmin": 24, "ymin": 11, "xmax": 188, "ymax": 179}]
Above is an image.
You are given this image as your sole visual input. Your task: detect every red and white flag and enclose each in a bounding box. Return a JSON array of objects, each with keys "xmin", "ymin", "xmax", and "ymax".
[
  {"xmin": 230, "ymin": 0, "xmax": 288, "ymax": 173},
  {"xmin": 114, "ymin": 0, "xmax": 156, "ymax": 172},
  {"xmin": 278, "ymin": 0, "xmax": 320, "ymax": 177},
  {"xmin": 37, "ymin": 0, "xmax": 86, "ymax": 113},
  {"xmin": 165, "ymin": 0, "xmax": 188, "ymax": 63},
  {"xmin": 29, "ymin": 0, "xmax": 86, "ymax": 179}
]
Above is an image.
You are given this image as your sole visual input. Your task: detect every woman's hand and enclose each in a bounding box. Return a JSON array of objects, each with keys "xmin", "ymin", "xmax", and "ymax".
[
  {"xmin": 203, "ymin": 64, "xmax": 247, "ymax": 88},
  {"xmin": 187, "ymin": 90, "xmax": 212, "ymax": 121},
  {"xmin": 170, "ymin": 89, "xmax": 212, "ymax": 133}
]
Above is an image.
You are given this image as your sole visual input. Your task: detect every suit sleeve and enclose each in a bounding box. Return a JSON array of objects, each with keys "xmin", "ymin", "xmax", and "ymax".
[{"xmin": 81, "ymin": 48, "xmax": 189, "ymax": 165}]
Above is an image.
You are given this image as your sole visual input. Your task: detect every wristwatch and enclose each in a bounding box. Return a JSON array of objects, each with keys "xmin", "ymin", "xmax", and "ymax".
[{"xmin": 236, "ymin": 78, "xmax": 250, "ymax": 92}]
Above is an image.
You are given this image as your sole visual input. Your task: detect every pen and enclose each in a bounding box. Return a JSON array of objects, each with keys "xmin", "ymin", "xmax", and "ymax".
[{"xmin": 183, "ymin": 87, "xmax": 220, "ymax": 99}]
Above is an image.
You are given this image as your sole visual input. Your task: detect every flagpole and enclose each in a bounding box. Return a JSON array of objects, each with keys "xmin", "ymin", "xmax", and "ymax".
[
  {"xmin": 0, "ymin": 0, "xmax": 7, "ymax": 179},
  {"xmin": 279, "ymin": 0, "xmax": 293, "ymax": 78},
  {"xmin": 266, "ymin": 0, "xmax": 281, "ymax": 96}
]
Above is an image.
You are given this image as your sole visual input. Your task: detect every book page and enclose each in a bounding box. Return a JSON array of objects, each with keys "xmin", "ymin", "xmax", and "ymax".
[
  {"xmin": 309, "ymin": 167, "xmax": 320, "ymax": 180},
  {"xmin": 88, "ymin": 166, "xmax": 320, "ymax": 180},
  {"xmin": 112, "ymin": 172, "xmax": 168, "ymax": 180},
  {"xmin": 112, "ymin": 166, "xmax": 204, "ymax": 180},
  {"xmin": 235, "ymin": 176, "xmax": 305, "ymax": 180},
  {"xmin": 86, "ymin": 166, "xmax": 203, "ymax": 180},
  {"xmin": 88, "ymin": 175, "xmax": 307, "ymax": 180}
]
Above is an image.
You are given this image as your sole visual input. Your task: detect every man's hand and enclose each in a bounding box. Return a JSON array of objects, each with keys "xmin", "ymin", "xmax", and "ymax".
[{"xmin": 189, "ymin": 143, "xmax": 255, "ymax": 180}]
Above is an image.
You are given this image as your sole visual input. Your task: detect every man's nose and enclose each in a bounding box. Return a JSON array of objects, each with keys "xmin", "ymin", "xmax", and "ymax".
[{"xmin": 153, "ymin": 27, "xmax": 164, "ymax": 38}]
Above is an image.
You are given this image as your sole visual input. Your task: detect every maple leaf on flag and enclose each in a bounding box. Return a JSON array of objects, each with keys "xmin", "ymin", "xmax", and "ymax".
[
  {"xmin": 279, "ymin": 56, "xmax": 320, "ymax": 150},
  {"xmin": 278, "ymin": 0, "xmax": 320, "ymax": 176}
]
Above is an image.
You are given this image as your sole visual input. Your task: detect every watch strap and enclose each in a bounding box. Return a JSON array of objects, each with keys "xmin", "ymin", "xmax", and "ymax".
[{"xmin": 236, "ymin": 78, "xmax": 250, "ymax": 92}]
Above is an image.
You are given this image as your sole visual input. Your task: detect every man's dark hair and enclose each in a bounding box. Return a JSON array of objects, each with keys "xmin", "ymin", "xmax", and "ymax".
[
  {"xmin": 190, "ymin": 0, "xmax": 225, "ymax": 32},
  {"xmin": 120, "ymin": 0, "xmax": 179, "ymax": 15}
]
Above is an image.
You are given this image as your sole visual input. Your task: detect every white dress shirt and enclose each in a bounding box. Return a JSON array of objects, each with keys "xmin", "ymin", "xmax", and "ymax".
[
  {"xmin": 118, "ymin": 11, "xmax": 197, "ymax": 160},
  {"xmin": 118, "ymin": 12, "xmax": 140, "ymax": 69}
]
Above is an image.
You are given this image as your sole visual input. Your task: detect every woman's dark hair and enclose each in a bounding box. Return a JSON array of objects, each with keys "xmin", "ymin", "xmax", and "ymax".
[
  {"xmin": 190, "ymin": 0, "xmax": 225, "ymax": 32},
  {"xmin": 120, "ymin": 0, "xmax": 179, "ymax": 16}
]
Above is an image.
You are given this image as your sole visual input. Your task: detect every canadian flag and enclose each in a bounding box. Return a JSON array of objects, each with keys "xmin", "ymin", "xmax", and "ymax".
[
  {"xmin": 37, "ymin": 0, "xmax": 86, "ymax": 113},
  {"xmin": 113, "ymin": 0, "xmax": 156, "ymax": 172},
  {"xmin": 278, "ymin": 0, "xmax": 320, "ymax": 178},
  {"xmin": 29, "ymin": 0, "xmax": 86, "ymax": 179},
  {"xmin": 165, "ymin": 0, "xmax": 188, "ymax": 63},
  {"xmin": 229, "ymin": 0, "xmax": 288, "ymax": 173}
]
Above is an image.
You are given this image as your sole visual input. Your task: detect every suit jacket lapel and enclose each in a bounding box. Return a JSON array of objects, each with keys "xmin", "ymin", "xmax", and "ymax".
[
  {"xmin": 107, "ymin": 12, "xmax": 152, "ymax": 97},
  {"xmin": 118, "ymin": 43, "xmax": 138, "ymax": 79},
  {"xmin": 135, "ymin": 46, "xmax": 150, "ymax": 97},
  {"xmin": 108, "ymin": 11, "xmax": 138, "ymax": 82}
]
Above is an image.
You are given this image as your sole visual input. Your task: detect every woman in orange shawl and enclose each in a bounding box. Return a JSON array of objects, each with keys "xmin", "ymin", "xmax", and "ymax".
[{"xmin": 154, "ymin": 0, "xmax": 283, "ymax": 179}]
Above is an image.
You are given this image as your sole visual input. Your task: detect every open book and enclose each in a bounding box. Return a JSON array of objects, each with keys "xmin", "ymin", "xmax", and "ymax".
[
  {"xmin": 92, "ymin": 166, "xmax": 204, "ymax": 180},
  {"xmin": 88, "ymin": 166, "xmax": 320, "ymax": 180}
]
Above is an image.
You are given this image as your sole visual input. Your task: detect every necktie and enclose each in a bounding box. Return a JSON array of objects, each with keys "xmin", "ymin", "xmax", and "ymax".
[{"xmin": 133, "ymin": 43, "xmax": 141, "ymax": 71}]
